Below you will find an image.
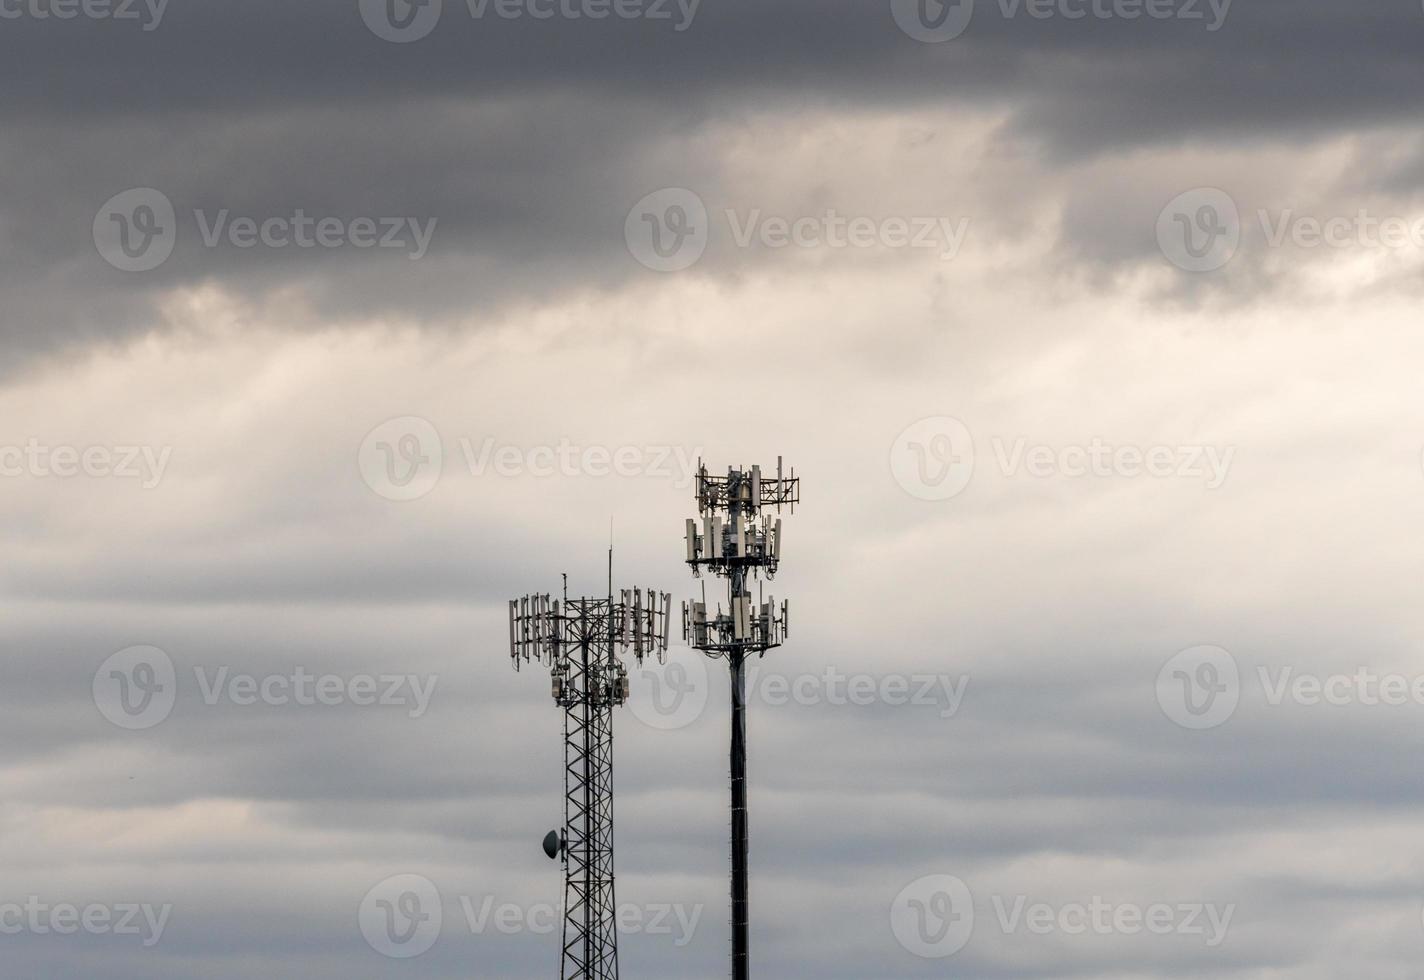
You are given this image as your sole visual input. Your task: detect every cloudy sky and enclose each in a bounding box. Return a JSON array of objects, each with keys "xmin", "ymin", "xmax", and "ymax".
[{"xmin": 6, "ymin": 0, "xmax": 1424, "ymax": 977}]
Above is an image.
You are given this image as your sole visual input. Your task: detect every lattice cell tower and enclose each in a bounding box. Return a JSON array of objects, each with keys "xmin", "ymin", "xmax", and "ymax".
[
  {"xmin": 509, "ymin": 559, "xmax": 672, "ymax": 980},
  {"xmin": 682, "ymin": 459, "xmax": 800, "ymax": 980}
]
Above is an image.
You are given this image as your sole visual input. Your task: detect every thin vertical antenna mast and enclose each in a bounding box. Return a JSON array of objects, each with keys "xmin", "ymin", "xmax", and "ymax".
[{"xmin": 680, "ymin": 460, "xmax": 800, "ymax": 980}]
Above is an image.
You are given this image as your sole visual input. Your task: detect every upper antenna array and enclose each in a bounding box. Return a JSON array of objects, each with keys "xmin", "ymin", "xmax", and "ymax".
[
  {"xmin": 682, "ymin": 457, "xmax": 800, "ymax": 656},
  {"xmin": 509, "ymin": 589, "xmax": 672, "ymax": 676}
]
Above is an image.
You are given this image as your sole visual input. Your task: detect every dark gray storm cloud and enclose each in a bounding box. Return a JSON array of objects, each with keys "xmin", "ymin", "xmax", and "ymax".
[{"xmin": 5, "ymin": 0, "xmax": 1424, "ymax": 367}]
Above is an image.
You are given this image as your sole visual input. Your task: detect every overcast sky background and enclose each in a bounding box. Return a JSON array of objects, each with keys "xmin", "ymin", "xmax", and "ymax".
[{"xmin": 6, "ymin": 0, "xmax": 1424, "ymax": 977}]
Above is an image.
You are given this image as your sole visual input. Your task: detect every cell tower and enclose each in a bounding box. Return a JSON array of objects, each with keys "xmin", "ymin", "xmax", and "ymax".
[
  {"xmin": 682, "ymin": 459, "xmax": 800, "ymax": 980},
  {"xmin": 509, "ymin": 558, "xmax": 672, "ymax": 980}
]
